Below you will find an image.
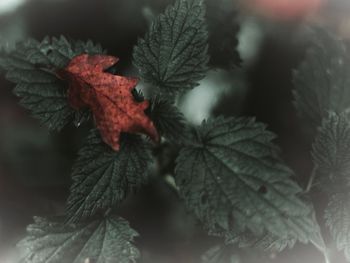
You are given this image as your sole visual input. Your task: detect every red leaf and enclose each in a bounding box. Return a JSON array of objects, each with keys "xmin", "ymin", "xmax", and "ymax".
[{"xmin": 59, "ymin": 54, "xmax": 159, "ymax": 151}]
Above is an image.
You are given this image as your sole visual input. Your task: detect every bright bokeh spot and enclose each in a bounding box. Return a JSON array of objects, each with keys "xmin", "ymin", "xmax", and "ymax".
[
  {"xmin": 0, "ymin": 0, "xmax": 26, "ymax": 14},
  {"xmin": 246, "ymin": 0, "xmax": 324, "ymax": 20}
]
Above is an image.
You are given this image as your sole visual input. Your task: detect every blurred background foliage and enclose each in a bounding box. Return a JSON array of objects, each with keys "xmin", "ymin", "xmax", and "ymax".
[{"xmin": 0, "ymin": 0, "xmax": 350, "ymax": 262}]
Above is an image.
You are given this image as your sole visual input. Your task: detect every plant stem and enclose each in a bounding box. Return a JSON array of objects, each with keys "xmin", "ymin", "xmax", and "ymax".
[{"xmin": 322, "ymin": 250, "xmax": 331, "ymax": 263}]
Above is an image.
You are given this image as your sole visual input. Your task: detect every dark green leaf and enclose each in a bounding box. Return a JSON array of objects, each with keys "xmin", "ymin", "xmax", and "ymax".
[
  {"xmin": 133, "ymin": 0, "xmax": 209, "ymax": 95},
  {"xmin": 0, "ymin": 36, "xmax": 104, "ymax": 130},
  {"xmin": 228, "ymin": 204, "xmax": 325, "ymax": 253},
  {"xmin": 325, "ymin": 192, "xmax": 350, "ymax": 261},
  {"xmin": 312, "ymin": 112, "xmax": 350, "ymax": 193},
  {"xmin": 17, "ymin": 216, "xmax": 139, "ymax": 263},
  {"xmin": 206, "ymin": 0, "xmax": 241, "ymax": 68},
  {"xmin": 66, "ymin": 130, "xmax": 153, "ymax": 223},
  {"xmin": 293, "ymin": 31, "xmax": 350, "ymax": 126},
  {"xmin": 202, "ymin": 245, "xmax": 240, "ymax": 263},
  {"xmin": 147, "ymin": 96, "xmax": 189, "ymax": 143},
  {"xmin": 175, "ymin": 117, "xmax": 316, "ymax": 243},
  {"xmin": 226, "ymin": 230, "xmax": 297, "ymax": 253}
]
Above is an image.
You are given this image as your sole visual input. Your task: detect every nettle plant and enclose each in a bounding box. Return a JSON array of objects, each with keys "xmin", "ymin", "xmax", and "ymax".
[{"xmin": 1, "ymin": 0, "xmax": 350, "ymax": 262}]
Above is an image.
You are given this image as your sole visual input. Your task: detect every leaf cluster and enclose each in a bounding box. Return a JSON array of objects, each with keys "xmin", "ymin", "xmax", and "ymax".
[
  {"xmin": 1, "ymin": 1, "xmax": 333, "ymax": 263},
  {"xmin": 293, "ymin": 30, "xmax": 350, "ymax": 261}
]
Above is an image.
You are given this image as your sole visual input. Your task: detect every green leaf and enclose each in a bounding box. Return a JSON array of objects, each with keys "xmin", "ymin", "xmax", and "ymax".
[
  {"xmin": 17, "ymin": 216, "xmax": 139, "ymax": 263},
  {"xmin": 293, "ymin": 30, "xmax": 350, "ymax": 126},
  {"xmin": 206, "ymin": 0, "xmax": 241, "ymax": 68},
  {"xmin": 228, "ymin": 204, "xmax": 325, "ymax": 253},
  {"xmin": 226, "ymin": 229, "xmax": 298, "ymax": 253},
  {"xmin": 239, "ymin": 232, "xmax": 297, "ymax": 253},
  {"xmin": 325, "ymin": 192, "xmax": 350, "ymax": 261},
  {"xmin": 202, "ymin": 245, "xmax": 240, "ymax": 263},
  {"xmin": 0, "ymin": 36, "xmax": 104, "ymax": 130},
  {"xmin": 66, "ymin": 130, "xmax": 153, "ymax": 223},
  {"xmin": 147, "ymin": 96, "xmax": 189, "ymax": 143},
  {"xmin": 25, "ymin": 36, "xmax": 104, "ymax": 68},
  {"xmin": 175, "ymin": 117, "xmax": 316, "ymax": 243},
  {"xmin": 133, "ymin": 0, "xmax": 209, "ymax": 95},
  {"xmin": 312, "ymin": 112, "xmax": 350, "ymax": 193}
]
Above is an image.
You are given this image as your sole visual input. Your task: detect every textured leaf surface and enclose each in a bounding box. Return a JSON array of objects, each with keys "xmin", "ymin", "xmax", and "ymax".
[
  {"xmin": 175, "ymin": 117, "xmax": 315, "ymax": 242},
  {"xmin": 59, "ymin": 54, "xmax": 159, "ymax": 151},
  {"xmin": 312, "ymin": 112, "xmax": 350, "ymax": 193},
  {"xmin": 67, "ymin": 130, "xmax": 152, "ymax": 223},
  {"xmin": 325, "ymin": 193, "xmax": 350, "ymax": 261},
  {"xmin": 202, "ymin": 245, "xmax": 240, "ymax": 263},
  {"xmin": 0, "ymin": 36, "xmax": 103, "ymax": 130},
  {"xmin": 133, "ymin": 0, "xmax": 209, "ymax": 94},
  {"xmin": 228, "ymin": 230, "xmax": 298, "ymax": 253},
  {"xmin": 293, "ymin": 31, "xmax": 350, "ymax": 125},
  {"xmin": 228, "ymin": 205, "xmax": 325, "ymax": 253},
  {"xmin": 17, "ymin": 216, "xmax": 139, "ymax": 263},
  {"xmin": 147, "ymin": 96, "xmax": 188, "ymax": 143},
  {"xmin": 206, "ymin": 0, "xmax": 241, "ymax": 68}
]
